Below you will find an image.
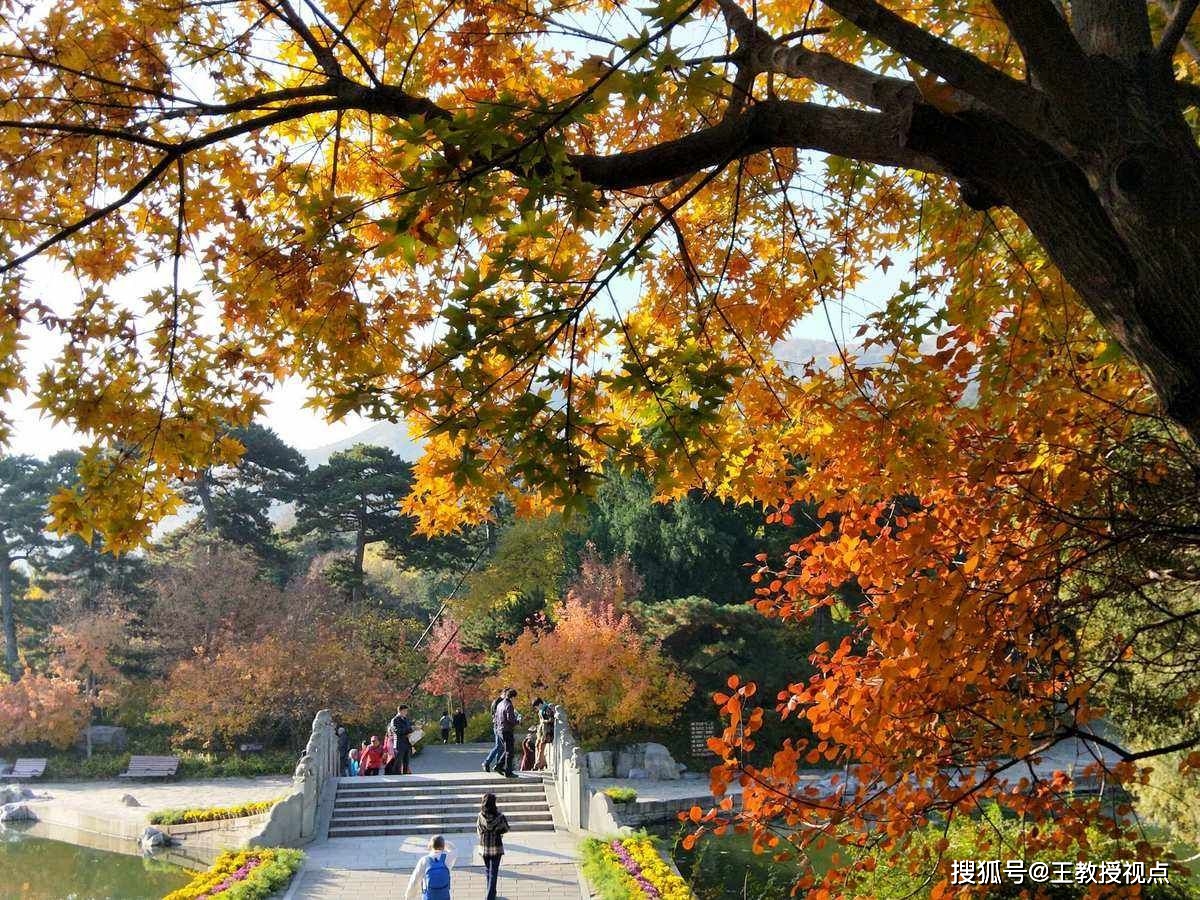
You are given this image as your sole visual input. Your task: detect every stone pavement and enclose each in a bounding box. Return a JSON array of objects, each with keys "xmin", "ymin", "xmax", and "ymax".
[
  {"xmin": 290, "ymin": 862, "xmax": 583, "ymax": 899},
  {"xmin": 284, "ymin": 742, "xmax": 588, "ymax": 900}
]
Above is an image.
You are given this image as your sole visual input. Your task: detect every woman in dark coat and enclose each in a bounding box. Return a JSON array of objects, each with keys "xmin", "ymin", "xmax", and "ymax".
[{"xmin": 476, "ymin": 792, "xmax": 510, "ymax": 900}]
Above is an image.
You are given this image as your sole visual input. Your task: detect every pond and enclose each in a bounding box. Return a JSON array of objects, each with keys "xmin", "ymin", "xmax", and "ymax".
[
  {"xmin": 650, "ymin": 821, "xmax": 833, "ymax": 900},
  {"xmin": 0, "ymin": 827, "xmax": 192, "ymax": 900}
]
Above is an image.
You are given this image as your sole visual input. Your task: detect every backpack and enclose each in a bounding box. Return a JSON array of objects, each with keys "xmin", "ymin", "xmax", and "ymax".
[{"xmin": 423, "ymin": 852, "xmax": 451, "ymax": 900}]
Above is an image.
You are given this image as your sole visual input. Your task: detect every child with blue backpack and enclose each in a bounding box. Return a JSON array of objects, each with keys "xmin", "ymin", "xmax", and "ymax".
[{"xmin": 404, "ymin": 834, "xmax": 456, "ymax": 900}]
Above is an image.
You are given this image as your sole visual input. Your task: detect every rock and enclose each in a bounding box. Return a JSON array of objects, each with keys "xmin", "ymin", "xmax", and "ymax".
[
  {"xmin": 120, "ymin": 794, "xmax": 140, "ymax": 807},
  {"xmin": 615, "ymin": 745, "xmax": 643, "ymax": 778},
  {"xmin": 627, "ymin": 767, "xmax": 648, "ymax": 779},
  {"xmin": 139, "ymin": 827, "xmax": 172, "ymax": 851},
  {"xmin": 77, "ymin": 725, "xmax": 128, "ymax": 753},
  {"xmin": 642, "ymin": 743, "xmax": 680, "ymax": 780},
  {"xmin": 0, "ymin": 784, "xmax": 33, "ymax": 804},
  {"xmin": 616, "ymin": 743, "xmax": 682, "ymax": 780},
  {"xmin": 586, "ymin": 751, "xmax": 614, "ymax": 779},
  {"xmin": 0, "ymin": 802, "xmax": 36, "ymax": 823}
]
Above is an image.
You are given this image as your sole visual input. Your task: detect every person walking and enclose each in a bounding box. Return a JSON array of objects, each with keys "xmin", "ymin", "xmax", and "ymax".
[
  {"xmin": 476, "ymin": 793, "xmax": 510, "ymax": 900},
  {"xmin": 452, "ymin": 708, "xmax": 467, "ymax": 744},
  {"xmin": 494, "ymin": 688, "xmax": 520, "ymax": 778},
  {"xmin": 390, "ymin": 704, "xmax": 415, "ymax": 775},
  {"xmin": 482, "ymin": 688, "xmax": 507, "ymax": 772},
  {"xmin": 336, "ymin": 725, "xmax": 350, "ymax": 776},
  {"xmin": 439, "ymin": 710, "xmax": 452, "ymax": 743},
  {"xmin": 404, "ymin": 834, "xmax": 457, "ymax": 900}
]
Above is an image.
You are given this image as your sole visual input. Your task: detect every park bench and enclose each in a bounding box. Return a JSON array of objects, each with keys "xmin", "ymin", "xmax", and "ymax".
[
  {"xmin": 118, "ymin": 755, "xmax": 180, "ymax": 779},
  {"xmin": 10, "ymin": 758, "xmax": 47, "ymax": 779}
]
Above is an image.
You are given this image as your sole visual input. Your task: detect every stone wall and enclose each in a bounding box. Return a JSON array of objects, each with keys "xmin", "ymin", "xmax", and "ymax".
[{"xmin": 247, "ymin": 709, "xmax": 338, "ymax": 848}]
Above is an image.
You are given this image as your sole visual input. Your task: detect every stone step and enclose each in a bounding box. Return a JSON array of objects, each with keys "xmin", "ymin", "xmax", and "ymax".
[
  {"xmin": 327, "ymin": 821, "xmax": 555, "ymax": 838},
  {"xmin": 335, "ymin": 776, "xmax": 541, "ymax": 790},
  {"xmin": 329, "ymin": 810, "xmax": 553, "ymax": 828},
  {"xmin": 336, "ymin": 796, "xmax": 547, "ymax": 811},
  {"xmin": 333, "ymin": 799, "xmax": 550, "ymax": 815},
  {"xmin": 331, "ymin": 787, "xmax": 542, "ymax": 801}
]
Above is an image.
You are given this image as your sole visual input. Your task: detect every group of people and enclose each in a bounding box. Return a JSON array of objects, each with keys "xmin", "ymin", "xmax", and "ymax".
[
  {"xmin": 337, "ymin": 704, "xmax": 417, "ymax": 777},
  {"xmin": 482, "ymin": 688, "xmax": 555, "ymax": 779},
  {"xmin": 403, "ymin": 793, "xmax": 511, "ymax": 900},
  {"xmin": 438, "ymin": 708, "xmax": 469, "ymax": 743}
]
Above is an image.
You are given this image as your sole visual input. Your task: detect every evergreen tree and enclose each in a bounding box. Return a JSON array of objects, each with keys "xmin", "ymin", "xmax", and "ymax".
[
  {"xmin": 180, "ymin": 423, "xmax": 307, "ymax": 569},
  {"xmin": 292, "ymin": 445, "xmax": 415, "ymax": 603},
  {"xmin": 0, "ymin": 452, "xmax": 77, "ymax": 679}
]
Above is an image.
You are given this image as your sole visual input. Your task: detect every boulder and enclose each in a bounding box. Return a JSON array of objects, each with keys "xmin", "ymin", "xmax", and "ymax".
[
  {"xmin": 586, "ymin": 751, "xmax": 614, "ymax": 779},
  {"xmin": 615, "ymin": 745, "xmax": 643, "ymax": 778},
  {"xmin": 627, "ymin": 767, "xmax": 649, "ymax": 779},
  {"xmin": 120, "ymin": 794, "xmax": 140, "ymax": 807},
  {"xmin": 139, "ymin": 827, "xmax": 171, "ymax": 851},
  {"xmin": 642, "ymin": 743, "xmax": 681, "ymax": 780},
  {"xmin": 616, "ymin": 743, "xmax": 682, "ymax": 780},
  {"xmin": 0, "ymin": 802, "xmax": 35, "ymax": 823},
  {"xmin": 0, "ymin": 784, "xmax": 33, "ymax": 804},
  {"xmin": 78, "ymin": 725, "xmax": 128, "ymax": 753}
]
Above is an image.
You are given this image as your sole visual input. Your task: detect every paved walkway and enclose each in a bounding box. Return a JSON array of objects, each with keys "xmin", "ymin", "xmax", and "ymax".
[{"xmin": 287, "ymin": 742, "xmax": 588, "ymax": 900}]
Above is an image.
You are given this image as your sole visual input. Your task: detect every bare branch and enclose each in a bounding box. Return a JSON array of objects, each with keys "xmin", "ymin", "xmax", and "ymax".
[
  {"xmin": 1155, "ymin": 0, "xmax": 1200, "ymax": 64},
  {"xmin": 1159, "ymin": 0, "xmax": 1200, "ymax": 61},
  {"xmin": 822, "ymin": 0, "xmax": 1050, "ymax": 138}
]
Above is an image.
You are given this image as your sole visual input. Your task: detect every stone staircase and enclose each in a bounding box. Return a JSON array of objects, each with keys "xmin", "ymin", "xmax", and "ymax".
[{"xmin": 326, "ymin": 775, "xmax": 555, "ymax": 838}]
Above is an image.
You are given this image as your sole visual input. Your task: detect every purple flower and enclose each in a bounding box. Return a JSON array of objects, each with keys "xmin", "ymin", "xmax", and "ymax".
[
  {"xmin": 200, "ymin": 857, "xmax": 263, "ymax": 898},
  {"xmin": 609, "ymin": 841, "xmax": 661, "ymax": 898}
]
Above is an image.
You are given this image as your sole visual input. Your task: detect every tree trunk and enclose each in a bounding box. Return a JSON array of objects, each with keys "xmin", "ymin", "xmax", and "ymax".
[
  {"xmin": 1, "ymin": 544, "xmax": 19, "ymax": 681},
  {"xmin": 352, "ymin": 504, "xmax": 367, "ymax": 605},
  {"xmin": 195, "ymin": 469, "xmax": 217, "ymax": 531}
]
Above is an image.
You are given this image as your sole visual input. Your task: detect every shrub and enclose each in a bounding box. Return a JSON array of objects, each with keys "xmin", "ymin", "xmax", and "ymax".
[
  {"xmin": 150, "ymin": 798, "xmax": 280, "ymax": 826},
  {"xmin": 604, "ymin": 787, "xmax": 638, "ymax": 804},
  {"xmin": 466, "ymin": 710, "xmax": 495, "ymax": 743},
  {"xmin": 163, "ymin": 847, "xmax": 304, "ymax": 900}
]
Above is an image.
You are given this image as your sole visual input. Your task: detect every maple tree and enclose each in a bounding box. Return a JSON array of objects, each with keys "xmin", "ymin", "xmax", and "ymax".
[
  {"xmin": 420, "ymin": 615, "xmax": 486, "ymax": 711},
  {"xmin": 156, "ymin": 624, "xmax": 388, "ymax": 746},
  {"xmin": 494, "ymin": 594, "xmax": 692, "ymax": 743},
  {"xmin": 0, "ymin": 670, "xmax": 89, "ymax": 750},
  {"xmin": 3, "ymin": 0, "xmax": 1200, "ymax": 892}
]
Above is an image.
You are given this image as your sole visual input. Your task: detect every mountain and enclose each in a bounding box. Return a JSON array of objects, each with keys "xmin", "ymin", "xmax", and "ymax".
[{"xmin": 300, "ymin": 421, "xmax": 424, "ymax": 468}]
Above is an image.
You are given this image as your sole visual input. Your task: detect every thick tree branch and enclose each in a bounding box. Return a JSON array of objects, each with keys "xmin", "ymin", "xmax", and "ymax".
[
  {"xmin": 1156, "ymin": 0, "xmax": 1200, "ymax": 64},
  {"xmin": 1071, "ymin": 0, "xmax": 1153, "ymax": 59},
  {"xmin": 568, "ymin": 100, "xmax": 942, "ymax": 191},
  {"xmin": 990, "ymin": 0, "xmax": 1090, "ymax": 100},
  {"xmin": 1158, "ymin": 0, "xmax": 1200, "ymax": 61},
  {"xmin": 822, "ymin": 0, "xmax": 1050, "ymax": 138},
  {"xmin": 716, "ymin": 0, "xmax": 915, "ymax": 111}
]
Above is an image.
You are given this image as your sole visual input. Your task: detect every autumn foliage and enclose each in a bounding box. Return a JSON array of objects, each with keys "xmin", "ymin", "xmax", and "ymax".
[
  {"xmin": 0, "ymin": 671, "xmax": 89, "ymax": 750},
  {"xmin": 155, "ymin": 626, "xmax": 387, "ymax": 746},
  {"xmin": 493, "ymin": 595, "xmax": 691, "ymax": 743}
]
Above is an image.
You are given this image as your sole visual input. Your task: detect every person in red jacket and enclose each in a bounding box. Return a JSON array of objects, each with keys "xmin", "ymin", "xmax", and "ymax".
[{"xmin": 359, "ymin": 735, "xmax": 386, "ymax": 775}]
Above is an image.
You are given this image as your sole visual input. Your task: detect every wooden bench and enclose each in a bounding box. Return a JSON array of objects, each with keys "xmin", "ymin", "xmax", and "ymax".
[
  {"xmin": 9, "ymin": 758, "xmax": 47, "ymax": 779},
  {"xmin": 118, "ymin": 755, "xmax": 180, "ymax": 779}
]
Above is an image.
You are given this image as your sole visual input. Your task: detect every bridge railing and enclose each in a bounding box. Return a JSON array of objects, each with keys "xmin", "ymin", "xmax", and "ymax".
[{"xmin": 547, "ymin": 705, "xmax": 590, "ymax": 830}]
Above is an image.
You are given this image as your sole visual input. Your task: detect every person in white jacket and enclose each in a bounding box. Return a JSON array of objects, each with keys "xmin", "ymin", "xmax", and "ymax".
[{"xmin": 404, "ymin": 835, "xmax": 457, "ymax": 900}]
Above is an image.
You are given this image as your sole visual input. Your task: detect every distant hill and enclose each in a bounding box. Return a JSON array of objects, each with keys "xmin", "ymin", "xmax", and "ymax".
[{"xmin": 301, "ymin": 421, "xmax": 423, "ymax": 467}]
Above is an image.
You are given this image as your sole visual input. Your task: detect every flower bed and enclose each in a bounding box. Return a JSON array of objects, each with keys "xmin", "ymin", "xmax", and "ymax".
[
  {"xmin": 162, "ymin": 848, "xmax": 303, "ymax": 899},
  {"xmin": 581, "ymin": 835, "xmax": 694, "ymax": 900},
  {"xmin": 150, "ymin": 798, "xmax": 281, "ymax": 826}
]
